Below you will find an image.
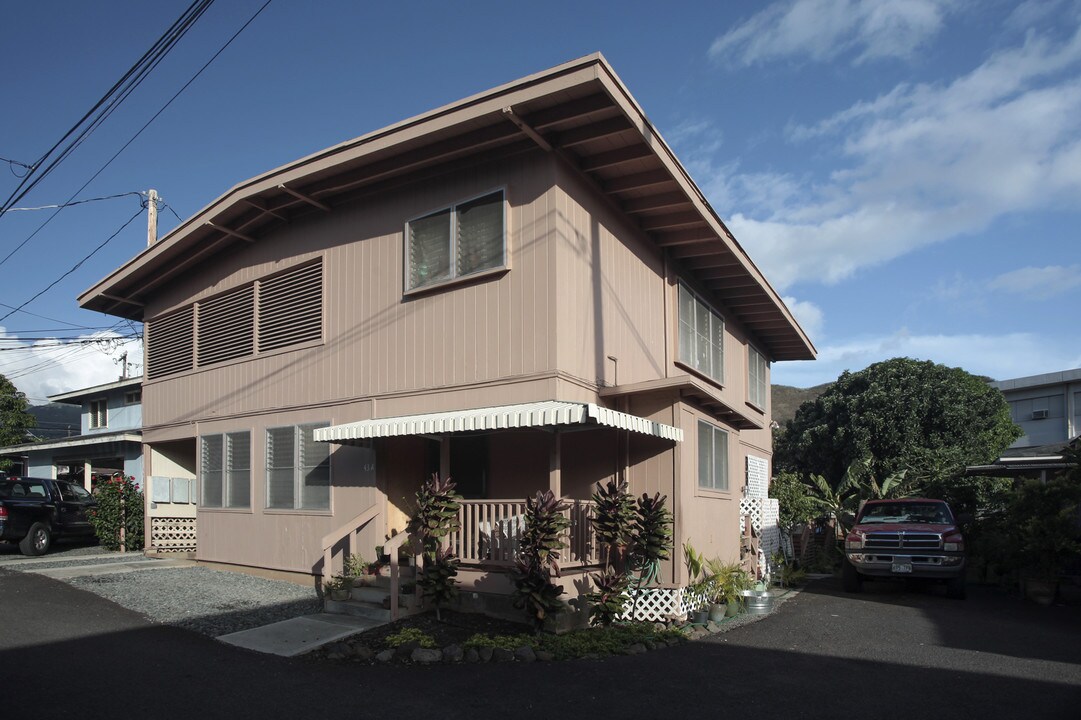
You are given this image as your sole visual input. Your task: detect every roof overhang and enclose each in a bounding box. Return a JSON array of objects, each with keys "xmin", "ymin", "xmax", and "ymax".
[
  {"xmin": 599, "ymin": 374, "xmax": 764, "ymax": 430},
  {"xmin": 313, "ymin": 401, "xmax": 683, "ymax": 444},
  {"xmin": 48, "ymin": 377, "xmax": 142, "ymax": 404},
  {"xmin": 0, "ymin": 431, "xmax": 142, "ymax": 455},
  {"xmin": 79, "ymin": 53, "xmax": 814, "ymax": 362}
]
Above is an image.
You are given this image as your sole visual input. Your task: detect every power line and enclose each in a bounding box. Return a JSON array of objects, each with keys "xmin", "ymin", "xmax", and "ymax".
[
  {"xmin": 0, "ymin": 0, "xmax": 216, "ymax": 218},
  {"xmin": 4, "ymin": 191, "xmax": 143, "ymax": 212},
  {"xmin": 2, "ymin": 155, "xmax": 34, "ymax": 177},
  {"xmin": 0, "ymin": 206, "xmax": 143, "ymax": 320},
  {"xmin": 0, "ymin": 0, "xmax": 272, "ymax": 276},
  {"xmin": 0, "ymin": 337, "xmax": 139, "ymax": 351}
]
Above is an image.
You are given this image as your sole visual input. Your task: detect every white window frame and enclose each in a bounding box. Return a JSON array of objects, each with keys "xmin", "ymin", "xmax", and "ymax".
[
  {"xmin": 200, "ymin": 431, "xmax": 251, "ymax": 509},
  {"xmin": 404, "ymin": 189, "xmax": 507, "ymax": 292},
  {"xmin": 748, "ymin": 345, "xmax": 769, "ymax": 409},
  {"xmin": 265, "ymin": 423, "xmax": 331, "ymax": 511},
  {"xmin": 697, "ymin": 420, "xmax": 729, "ymax": 492},
  {"xmin": 678, "ymin": 283, "xmax": 725, "ymax": 384},
  {"xmin": 88, "ymin": 398, "xmax": 108, "ymax": 429}
]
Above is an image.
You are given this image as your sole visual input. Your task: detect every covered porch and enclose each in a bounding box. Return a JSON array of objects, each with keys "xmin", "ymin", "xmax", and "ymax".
[{"xmin": 316, "ymin": 401, "xmax": 682, "ymax": 577}]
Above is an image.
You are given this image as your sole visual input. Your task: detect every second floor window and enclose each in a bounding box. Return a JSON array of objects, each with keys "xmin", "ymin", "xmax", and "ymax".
[
  {"xmin": 407, "ymin": 190, "xmax": 505, "ymax": 291},
  {"xmin": 89, "ymin": 399, "xmax": 108, "ymax": 429},
  {"xmin": 678, "ymin": 284, "xmax": 724, "ymax": 384},
  {"xmin": 748, "ymin": 345, "xmax": 768, "ymax": 409}
]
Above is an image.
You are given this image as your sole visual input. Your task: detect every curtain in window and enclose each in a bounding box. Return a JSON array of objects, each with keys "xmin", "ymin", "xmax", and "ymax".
[
  {"xmin": 457, "ymin": 192, "xmax": 503, "ymax": 276},
  {"xmin": 409, "ymin": 209, "xmax": 451, "ymax": 289}
]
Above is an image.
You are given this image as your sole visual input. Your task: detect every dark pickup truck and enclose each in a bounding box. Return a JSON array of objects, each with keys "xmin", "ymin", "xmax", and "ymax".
[
  {"xmin": 0, "ymin": 477, "xmax": 97, "ymax": 556},
  {"xmin": 843, "ymin": 497, "xmax": 967, "ymax": 599}
]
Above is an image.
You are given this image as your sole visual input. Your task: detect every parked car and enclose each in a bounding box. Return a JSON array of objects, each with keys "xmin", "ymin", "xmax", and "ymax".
[
  {"xmin": 843, "ymin": 498, "xmax": 967, "ymax": 599},
  {"xmin": 0, "ymin": 476, "xmax": 97, "ymax": 556}
]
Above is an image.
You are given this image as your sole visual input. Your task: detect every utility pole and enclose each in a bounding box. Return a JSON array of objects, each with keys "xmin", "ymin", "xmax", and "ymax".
[
  {"xmin": 146, "ymin": 188, "xmax": 158, "ymax": 246},
  {"xmin": 119, "ymin": 350, "xmax": 129, "ymax": 379}
]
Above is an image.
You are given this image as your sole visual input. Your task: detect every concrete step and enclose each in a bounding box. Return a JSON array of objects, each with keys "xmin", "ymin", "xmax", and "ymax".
[
  {"xmin": 350, "ymin": 586, "xmax": 390, "ymax": 604},
  {"xmin": 323, "ymin": 598, "xmax": 391, "ymax": 622}
]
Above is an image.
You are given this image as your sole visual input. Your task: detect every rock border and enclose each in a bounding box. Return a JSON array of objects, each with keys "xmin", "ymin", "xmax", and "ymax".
[{"xmin": 318, "ymin": 588, "xmax": 799, "ymax": 665}]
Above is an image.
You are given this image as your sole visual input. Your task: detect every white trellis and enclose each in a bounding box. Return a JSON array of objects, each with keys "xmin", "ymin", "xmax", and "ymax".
[
  {"xmin": 615, "ymin": 585, "xmax": 707, "ymax": 622},
  {"xmin": 741, "ymin": 455, "xmax": 781, "ymax": 577}
]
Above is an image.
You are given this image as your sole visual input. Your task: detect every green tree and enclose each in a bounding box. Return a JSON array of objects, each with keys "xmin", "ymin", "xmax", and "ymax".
[
  {"xmin": 769, "ymin": 470, "xmax": 817, "ymax": 535},
  {"xmin": 0, "ymin": 375, "xmax": 35, "ymax": 471},
  {"xmin": 776, "ymin": 358, "xmax": 1021, "ymax": 507}
]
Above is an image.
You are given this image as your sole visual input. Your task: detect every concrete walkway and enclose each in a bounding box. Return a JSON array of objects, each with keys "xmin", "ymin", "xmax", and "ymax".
[{"xmin": 217, "ymin": 613, "xmax": 383, "ymax": 657}]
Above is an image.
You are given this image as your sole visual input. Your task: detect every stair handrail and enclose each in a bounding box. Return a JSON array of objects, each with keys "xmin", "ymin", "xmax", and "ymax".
[
  {"xmin": 384, "ymin": 529, "xmax": 421, "ymax": 621},
  {"xmin": 321, "ymin": 503, "xmax": 380, "ymax": 583}
]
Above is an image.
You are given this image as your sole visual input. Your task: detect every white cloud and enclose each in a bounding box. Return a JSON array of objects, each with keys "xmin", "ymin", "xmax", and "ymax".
[
  {"xmin": 771, "ymin": 328, "xmax": 1081, "ymax": 387},
  {"xmin": 709, "ymin": 0, "xmax": 956, "ymax": 67},
  {"xmin": 989, "ymin": 264, "xmax": 1081, "ymax": 299},
  {"xmin": 0, "ymin": 331, "xmax": 143, "ymax": 404},
  {"xmin": 699, "ymin": 23, "xmax": 1081, "ymax": 290},
  {"xmin": 782, "ymin": 295, "xmax": 824, "ymax": 342}
]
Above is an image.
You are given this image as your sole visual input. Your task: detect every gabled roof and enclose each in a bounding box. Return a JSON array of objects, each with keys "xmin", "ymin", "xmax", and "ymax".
[{"xmin": 79, "ymin": 53, "xmax": 815, "ymax": 362}]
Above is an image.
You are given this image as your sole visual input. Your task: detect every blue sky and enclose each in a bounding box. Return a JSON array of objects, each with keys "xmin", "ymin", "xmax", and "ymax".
[{"xmin": 1, "ymin": 0, "xmax": 1078, "ymax": 402}]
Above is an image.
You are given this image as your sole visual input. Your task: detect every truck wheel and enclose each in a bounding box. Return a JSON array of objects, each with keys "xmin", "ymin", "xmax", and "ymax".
[
  {"xmin": 19, "ymin": 522, "xmax": 51, "ymax": 556},
  {"xmin": 842, "ymin": 559, "xmax": 862, "ymax": 593},
  {"xmin": 946, "ymin": 575, "xmax": 966, "ymax": 600}
]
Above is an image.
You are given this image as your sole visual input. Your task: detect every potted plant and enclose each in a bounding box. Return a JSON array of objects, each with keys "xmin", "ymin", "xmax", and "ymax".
[
  {"xmin": 683, "ymin": 542, "xmax": 711, "ymax": 623},
  {"xmin": 709, "ymin": 559, "xmax": 751, "ymax": 618},
  {"xmin": 324, "ymin": 573, "xmax": 351, "ymax": 601}
]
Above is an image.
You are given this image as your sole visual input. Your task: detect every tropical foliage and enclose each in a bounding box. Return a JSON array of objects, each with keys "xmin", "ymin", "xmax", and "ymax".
[
  {"xmin": 510, "ymin": 490, "xmax": 570, "ymax": 630},
  {"xmin": 87, "ymin": 474, "xmax": 144, "ymax": 551}
]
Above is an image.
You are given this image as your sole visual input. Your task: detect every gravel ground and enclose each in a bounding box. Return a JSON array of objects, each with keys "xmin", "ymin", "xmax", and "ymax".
[
  {"xmin": 66, "ymin": 566, "xmax": 322, "ymax": 637},
  {"xmin": 0, "ymin": 541, "xmax": 109, "ymax": 560}
]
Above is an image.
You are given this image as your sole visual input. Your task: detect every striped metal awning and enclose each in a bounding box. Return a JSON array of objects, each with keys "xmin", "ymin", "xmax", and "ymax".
[{"xmin": 314, "ymin": 401, "xmax": 683, "ymax": 444}]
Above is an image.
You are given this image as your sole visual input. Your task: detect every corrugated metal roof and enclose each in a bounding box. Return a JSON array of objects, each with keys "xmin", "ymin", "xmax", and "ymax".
[{"xmin": 314, "ymin": 401, "xmax": 683, "ymax": 443}]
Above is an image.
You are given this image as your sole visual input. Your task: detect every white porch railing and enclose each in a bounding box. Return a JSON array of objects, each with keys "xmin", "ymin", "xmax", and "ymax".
[{"xmin": 446, "ymin": 498, "xmax": 598, "ymax": 569}]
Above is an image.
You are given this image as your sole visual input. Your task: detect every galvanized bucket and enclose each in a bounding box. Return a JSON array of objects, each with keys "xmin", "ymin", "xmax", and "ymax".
[{"xmin": 740, "ymin": 589, "xmax": 775, "ymax": 615}]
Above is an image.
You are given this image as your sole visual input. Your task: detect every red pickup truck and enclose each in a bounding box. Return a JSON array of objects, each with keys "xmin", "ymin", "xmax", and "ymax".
[
  {"xmin": 843, "ymin": 498, "xmax": 967, "ymax": 599},
  {"xmin": 0, "ymin": 476, "xmax": 97, "ymax": 556}
]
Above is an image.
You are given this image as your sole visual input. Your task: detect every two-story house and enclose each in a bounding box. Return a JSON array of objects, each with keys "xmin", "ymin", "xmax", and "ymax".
[
  {"xmin": 78, "ymin": 55, "xmax": 815, "ymax": 611},
  {"xmin": 0, "ymin": 377, "xmax": 143, "ymax": 490}
]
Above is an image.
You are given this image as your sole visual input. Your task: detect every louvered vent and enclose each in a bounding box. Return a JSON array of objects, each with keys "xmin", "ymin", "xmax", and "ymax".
[
  {"xmin": 258, "ymin": 260, "xmax": 323, "ymax": 352},
  {"xmin": 147, "ymin": 306, "xmax": 194, "ymax": 379},
  {"xmin": 197, "ymin": 285, "xmax": 254, "ymax": 366}
]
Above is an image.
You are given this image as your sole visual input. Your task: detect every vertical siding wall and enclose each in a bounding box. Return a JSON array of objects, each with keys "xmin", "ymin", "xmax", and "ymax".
[
  {"xmin": 142, "ymin": 149, "xmax": 559, "ymax": 428},
  {"xmin": 553, "ymin": 163, "xmax": 667, "ymax": 389}
]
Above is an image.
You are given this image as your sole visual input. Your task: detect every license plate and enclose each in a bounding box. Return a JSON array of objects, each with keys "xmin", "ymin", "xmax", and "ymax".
[{"xmin": 892, "ymin": 562, "xmax": 912, "ymax": 574}]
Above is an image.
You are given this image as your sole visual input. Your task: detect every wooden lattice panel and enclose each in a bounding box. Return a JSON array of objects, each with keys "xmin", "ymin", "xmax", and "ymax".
[
  {"xmin": 150, "ymin": 517, "xmax": 197, "ymax": 552},
  {"xmin": 746, "ymin": 455, "xmax": 769, "ymax": 499}
]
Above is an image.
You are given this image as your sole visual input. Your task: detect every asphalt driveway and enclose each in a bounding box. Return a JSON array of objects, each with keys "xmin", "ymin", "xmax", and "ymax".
[{"xmin": 2, "ymin": 568, "xmax": 1078, "ymax": 719}]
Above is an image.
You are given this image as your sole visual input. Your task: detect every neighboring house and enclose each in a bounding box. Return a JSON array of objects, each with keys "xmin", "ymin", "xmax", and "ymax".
[
  {"xmin": 967, "ymin": 369, "xmax": 1081, "ymax": 482},
  {"xmin": 77, "ymin": 55, "xmax": 815, "ymax": 614},
  {"xmin": 0, "ymin": 378, "xmax": 143, "ymax": 490},
  {"xmin": 994, "ymin": 369, "xmax": 1081, "ymax": 449}
]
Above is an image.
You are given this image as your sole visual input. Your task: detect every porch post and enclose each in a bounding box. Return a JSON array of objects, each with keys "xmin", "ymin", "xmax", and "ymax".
[
  {"xmin": 84, "ymin": 461, "xmax": 93, "ymax": 492},
  {"xmin": 439, "ymin": 435, "xmax": 450, "ymax": 480},
  {"xmin": 549, "ymin": 430, "xmax": 561, "ymax": 497}
]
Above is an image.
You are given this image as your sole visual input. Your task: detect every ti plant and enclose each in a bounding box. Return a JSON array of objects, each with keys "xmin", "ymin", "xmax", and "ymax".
[
  {"xmin": 585, "ymin": 568, "xmax": 630, "ymax": 627},
  {"xmin": 632, "ymin": 492, "xmax": 673, "ymax": 573},
  {"xmin": 511, "ymin": 489, "xmax": 570, "ymax": 631},
  {"xmin": 407, "ymin": 473, "xmax": 463, "ymax": 620},
  {"xmin": 418, "ymin": 545, "xmax": 460, "ymax": 620},
  {"xmin": 591, "ymin": 479, "xmax": 636, "ymax": 571}
]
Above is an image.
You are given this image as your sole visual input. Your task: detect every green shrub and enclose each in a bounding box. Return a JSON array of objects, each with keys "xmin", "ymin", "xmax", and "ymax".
[
  {"xmin": 384, "ymin": 627, "xmax": 436, "ymax": 648},
  {"xmin": 87, "ymin": 474, "xmax": 144, "ymax": 551}
]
